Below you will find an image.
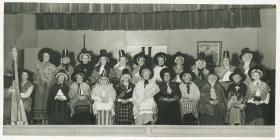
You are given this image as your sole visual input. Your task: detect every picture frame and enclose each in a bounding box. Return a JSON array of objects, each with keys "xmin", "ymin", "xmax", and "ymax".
[{"xmin": 197, "ymin": 41, "xmax": 222, "ymax": 66}]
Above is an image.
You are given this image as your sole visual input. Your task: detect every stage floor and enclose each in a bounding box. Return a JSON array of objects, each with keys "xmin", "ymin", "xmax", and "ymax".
[{"xmin": 3, "ymin": 125, "xmax": 275, "ymax": 137}]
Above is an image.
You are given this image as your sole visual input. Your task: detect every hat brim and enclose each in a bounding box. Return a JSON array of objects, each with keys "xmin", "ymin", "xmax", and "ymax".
[
  {"xmin": 133, "ymin": 53, "xmax": 147, "ymax": 65},
  {"xmin": 55, "ymin": 73, "xmax": 68, "ymax": 81}
]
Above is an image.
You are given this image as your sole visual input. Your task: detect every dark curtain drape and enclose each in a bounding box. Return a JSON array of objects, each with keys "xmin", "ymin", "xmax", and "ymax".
[{"xmin": 36, "ymin": 8, "xmax": 261, "ymax": 30}]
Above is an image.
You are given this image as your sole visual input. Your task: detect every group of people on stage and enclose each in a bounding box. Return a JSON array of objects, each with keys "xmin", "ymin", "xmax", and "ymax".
[{"xmin": 9, "ymin": 46, "xmax": 271, "ymax": 125}]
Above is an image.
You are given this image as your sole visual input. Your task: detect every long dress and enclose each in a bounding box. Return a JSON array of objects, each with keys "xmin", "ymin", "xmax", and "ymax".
[
  {"xmin": 155, "ymin": 81, "xmax": 181, "ymax": 125},
  {"xmin": 11, "ymin": 81, "xmax": 34, "ymax": 124},
  {"xmin": 33, "ymin": 61, "xmax": 56, "ymax": 121},
  {"xmin": 245, "ymin": 80, "xmax": 270, "ymax": 125},
  {"xmin": 132, "ymin": 79, "xmax": 160, "ymax": 125},
  {"xmin": 114, "ymin": 82, "xmax": 135, "ymax": 125},
  {"xmin": 199, "ymin": 82, "xmax": 227, "ymax": 125},
  {"xmin": 192, "ymin": 67, "xmax": 209, "ymax": 89},
  {"xmin": 56, "ymin": 64, "xmax": 74, "ymax": 85},
  {"xmin": 215, "ymin": 65, "xmax": 235, "ymax": 89},
  {"xmin": 47, "ymin": 83, "xmax": 70, "ymax": 124},
  {"xmin": 226, "ymin": 83, "xmax": 247, "ymax": 125},
  {"xmin": 91, "ymin": 83, "xmax": 116, "ymax": 125},
  {"xmin": 68, "ymin": 82, "xmax": 92, "ymax": 124},
  {"xmin": 179, "ymin": 82, "xmax": 200, "ymax": 125}
]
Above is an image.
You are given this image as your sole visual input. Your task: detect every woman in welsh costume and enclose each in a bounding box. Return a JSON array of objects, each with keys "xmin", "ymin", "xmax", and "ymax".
[
  {"xmin": 9, "ymin": 70, "xmax": 34, "ymax": 125},
  {"xmin": 245, "ymin": 66, "xmax": 270, "ymax": 125},
  {"xmin": 91, "ymin": 70, "xmax": 116, "ymax": 125},
  {"xmin": 215, "ymin": 51, "xmax": 236, "ymax": 90},
  {"xmin": 132, "ymin": 66, "xmax": 160, "ymax": 125},
  {"xmin": 33, "ymin": 48, "xmax": 56, "ymax": 125},
  {"xmin": 47, "ymin": 69, "xmax": 71, "ymax": 124},
  {"xmin": 69, "ymin": 70, "xmax": 92, "ymax": 124},
  {"xmin": 89, "ymin": 49, "xmax": 114, "ymax": 86},
  {"xmin": 198, "ymin": 73, "xmax": 227, "ymax": 125},
  {"xmin": 155, "ymin": 68, "xmax": 181, "ymax": 125},
  {"xmin": 112, "ymin": 50, "xmax": 132, "ymax": 87},
  {"xmin": 151, "ymin": 52, "xmax": 168, "ymax": 83},
  {"xmin": 192, "ymin": 53, "xmax": 209, "ymax": 89},
  {"xmin": 226, "ymin": 69, "xmax": 247, "ymax": 125},
  {"xmin": 179, "ymin": 70, "xmax": 200, "ymax": 125},
  {"xmin": 56, "ymin": 49, "xmax": 74, "ymax": 86},
  {"xmin": 114, "ymin": 69, "xmax": 135, "ymax": 125}
]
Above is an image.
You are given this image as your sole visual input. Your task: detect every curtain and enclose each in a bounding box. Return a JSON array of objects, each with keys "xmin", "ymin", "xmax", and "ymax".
[
  {"xmin": 4, "ymin": 3, "xmax": 273, "ymax": 14},
  {"xmin": 36, "ymin": 8, "xmax": 261, "ymax": 30}
]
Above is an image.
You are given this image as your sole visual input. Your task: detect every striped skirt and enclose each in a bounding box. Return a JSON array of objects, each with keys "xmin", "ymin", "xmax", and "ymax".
[
  {"xmin": 96, "ymin": 110, "xmax": 114, "ymax": 125},
  {"xmin": 180, "ymin": 99, "xmax": 198, "ymax": 119}
]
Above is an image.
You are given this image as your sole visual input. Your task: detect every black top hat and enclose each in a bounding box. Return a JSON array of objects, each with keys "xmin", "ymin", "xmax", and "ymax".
[
  {"xmin": 154, "ymin": 52, "xmax": 167, "ymax": 65},
  {"xmin": 121, "ymin": 68, "xmax": 132, "ymax": 79},
  {"xmin": 229, "ymin": 69, "xmax": 246, "ymax": 82},
  {"xmin": 119, "ymin": 50, "xmax": 126, "ymax": 58},
  {"xmin": 38, "ymin": 48, "xmax": 53, "ymax": 62},
  {"xmin": 97, "ymin": 49, "xmax": 109, "ymax": 60},
  {"xmin": 77, "ymin": 48, "xmax": 92, "ymax": 63},
  {"xmin": 62, "ymin": 49, "xmax": 69, "ymax": 58},
  {"xmin": 139, "ymin": 66, "xmax": 154, "ymax": 79},
  {"xmin": 133, "ymin": 52, "xmax": 147, "ymax": 65},
  {"xmin": 223, "ymin": 50, "xmax": 230, "ymax": 59},
  {"xmin": 55, "ymin": 69, "xmax": 68, "ymax": 80},
  {"xmin": 179, "ymin": 69, "xmax": 196, "ymax": 80},
  {"xmin": 159, "ymin": 68, "xmax": 174, "ymax": 81},
  {"xmin": 239, "ymin": 48, "xmax": 253, "ymax": 59},
  {"xmin": 196, "ymin": 52, "xmax": 206, "ymax": 61}
]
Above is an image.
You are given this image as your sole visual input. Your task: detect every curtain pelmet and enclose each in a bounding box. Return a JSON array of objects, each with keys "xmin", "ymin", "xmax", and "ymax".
[{"xmin": 36, "ymin": 8, "xmax": 261, "ymax": 30}]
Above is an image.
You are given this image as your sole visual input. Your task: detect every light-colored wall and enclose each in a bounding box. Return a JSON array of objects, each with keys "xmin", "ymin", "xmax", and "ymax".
[
  {"xmin": 257, "ymin": 8, "xmax": 276, "ymax": 69},
  {"xmin": 4, "ymin": 14, "xmax": 37, "ymax": 73},
  {"xmin": 4, "ymin": 8, "xmax": 276, "ymax": 74},
  {"xmin": 37, "ymin": 28, "xmax": 258, "ymax": 65}
]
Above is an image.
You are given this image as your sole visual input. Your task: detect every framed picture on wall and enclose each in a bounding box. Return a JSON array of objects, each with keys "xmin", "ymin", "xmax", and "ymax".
[{"xmin": 197, "ymin": 41, "xmax": 222, "ymax": 66}]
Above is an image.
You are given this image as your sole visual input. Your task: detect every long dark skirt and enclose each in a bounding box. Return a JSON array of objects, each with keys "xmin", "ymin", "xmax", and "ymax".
[
  {"xmin": 245, "ymin": 103, "xmax": 267, "ymax": 125},
  {"xmin": 199, "ymin": 105, "xmax": 225, "ymax": 125},
  {"xmin": 156, "ymin": 100, "xmax": 181, "ymax": 125},
  {"xmin": 71, "ymin": 104, "xmax": 93, "ymax": 124},
  {"xmin": 48, "ymin": 101, "xmax": 70, "ymax": 125},
  {"xmin": 114, "ymin": 102, "xmax": 134, "ymax": 125}
]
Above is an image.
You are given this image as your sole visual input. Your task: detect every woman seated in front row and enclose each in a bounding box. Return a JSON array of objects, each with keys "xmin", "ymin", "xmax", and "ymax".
[
  {"xmin": 91, "ymin": 70, "xmax": 116, "ymax": 125},
  {"xmin": 114, "ymin": 69, "xmax": 135, "ymax": 125},
  {"xmin": 69, "ymin": 70, "xmax": 92, "ymax": 124},
  {"xmin": 132, "ymin": 66, "xmax": 160, "ymax": 125},
  {"xmin": 155, "ymin": 68, "xmax": 181, "ymax": 125}
]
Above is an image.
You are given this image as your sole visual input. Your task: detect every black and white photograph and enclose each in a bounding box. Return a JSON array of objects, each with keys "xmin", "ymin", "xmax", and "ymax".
[{"xmin": 1, "ymin": 0, "xmax": 279, "ymax": 139}]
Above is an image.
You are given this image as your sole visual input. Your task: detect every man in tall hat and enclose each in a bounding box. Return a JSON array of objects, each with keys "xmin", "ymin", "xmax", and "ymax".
[
  {"xmin": 132, "ymin": 49, "xmax": 148, "ymax": 84},
  {"xmin": 74, "ymin": 47, "xmax": 94, "ymax": 83},
  {"xmin": 89, "ymin": 49, "xmax": 114, "ymax": 86},
  {"xmin": 214, "ymin": 50, "xmax": 236, "ymax": 89},
  {"xmin": 56, "ymin": 49, "xmax": 74, "ymax": 85},
  {"xmin": 112, "ymin": 50, "xmax": 132, "ymax": 86},
  {"xmin": 237, "ymin": 48, "xmax": 257, "ymax": 86},
  {"xmin": 192, "ymin": 52, "xmax": 210, "ymax": 89},
  {"xmin": 152, "ymin": 52, "xmax": 168, "ymax": 83}
]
